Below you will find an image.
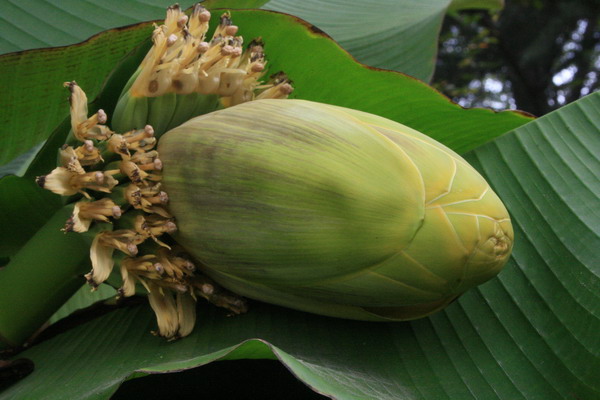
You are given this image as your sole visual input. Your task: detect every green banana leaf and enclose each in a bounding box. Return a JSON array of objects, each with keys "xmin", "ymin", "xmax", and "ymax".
[
  {"xmin": 47, "ymin": 284, "xmax": 117, "ymax": 325},
  {"xmin": 0, "ymin": 176, "xmax": 61, "ymax": 259},
  {"xmin": 1, "ymin": 4, "xmax": 597, "ymax": 400},
  {"xmin": 448, "ymin": 0, "xmax": 504, "ymax": 12},
  {"xmin": 0, "ymin": 7, "xmax": 528, "ymax": 166}
]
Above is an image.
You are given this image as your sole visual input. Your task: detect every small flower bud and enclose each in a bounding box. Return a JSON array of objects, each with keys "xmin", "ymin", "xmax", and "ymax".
[
  {"xmin": 225, "ymin": 25, "xmax": 238, "ymax": 36},
  {"xmin": 155, "ymin": 263, "xmax": 165, "ymax": 274},
  {"xmin": 112, "ymin": 206, "xmax": 122, "ymax": 219},
  {"xmin": 97, "ymin": 109, "xmax": 107, "ymax": 124},
  {"xmin": 200, "ymin": 284, "xmax": 214, "ymax": 296},
  {"xmin": 65, "ymin": 199, "xmax": 122, "ymax": 233},
  {"xmin": 221, "ymin": 45, "xmax": 234, "ymax": 56},
  {"xmin": 95, "ymin": 171, "xmax": 105, "ymax": 184},
  {"xmin": 198, "ymin": 10, "xmax": 211, "ymax": 23},
  {"xmin": 251, "ymin": 62, "xmax": 265, "ymax": 73},
  {"xmin": 197, "ymin": 41, "xmax": 209, "ymax": 53},
  {"xmin": 177, "ymin": 15, "xmax": 188, "ymax": 28}
]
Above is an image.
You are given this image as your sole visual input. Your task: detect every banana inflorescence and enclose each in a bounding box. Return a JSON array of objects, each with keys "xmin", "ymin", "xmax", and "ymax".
[{"xmin": 36, "ymin": 4, "xmax": 513, "ymax": 341}]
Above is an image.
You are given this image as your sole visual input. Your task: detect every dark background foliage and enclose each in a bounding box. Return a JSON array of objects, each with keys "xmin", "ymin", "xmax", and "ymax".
[{"xmin": 434, "ymin": 0, "xmax": 600, "ymax": 116}]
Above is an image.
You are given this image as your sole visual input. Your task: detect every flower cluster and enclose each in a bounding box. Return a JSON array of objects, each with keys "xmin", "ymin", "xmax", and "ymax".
[
  {"xmin": 129, "ymin": 4, "xmax": 293, "ymax": 105},
  {"xmin": 38, "ymin": 81, "xmax": 248, "ymax": 339},
  {"xmin": 35, "ymin": 4, "xmax": 296, "ymax": 339}
]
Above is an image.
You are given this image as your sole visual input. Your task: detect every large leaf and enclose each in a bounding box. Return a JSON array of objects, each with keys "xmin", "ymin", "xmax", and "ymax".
[
  {"xmin": 448, "ymin": 0, "xmax": 504, "ymax": 12},
  {"xmin": 3, "ymin": 86, "xmax": 598, "ymax": 400},
  {"xmin": 0, "ymin": 0, "xmax": 268, "ymax": 167},
  {"xmin": 0, "ymin": 142, "xmax": 44, "ymax": 179},
  {"xmin": 264, "ymin": 0, "xmax": 502, "ymax": 81},
  {"xmin": 48, "ymin": 284, "xmax": 117, "ymax": 325},
  {"xmin": 263, "ymin": 0, "xmax": 450, "ymax": 82}
]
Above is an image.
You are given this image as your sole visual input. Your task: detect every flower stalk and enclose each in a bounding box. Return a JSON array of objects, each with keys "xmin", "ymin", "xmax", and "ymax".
[{"xmin": 0, "ymin": 206, "xmax": 91, "ymax": 346}]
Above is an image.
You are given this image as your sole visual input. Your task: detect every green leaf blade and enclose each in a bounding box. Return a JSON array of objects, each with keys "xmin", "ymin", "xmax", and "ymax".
[
  {"xmin": 227, "ymin": 10, "xmax": 531, "ymax": 154},
  {"xmin": 463, "ymin": 93, "xmax": 600, "ymax": 398},
  {"xmin": 1, "ymin": 6, "xmax": 598, "ymax": 400},
  {"xmin": 448, "ymin": 0, "xmax": 504, "ymax": 12},
  {"xmin": 0, "ymin": 0, "xmax": 176, "ymax": 54},
  {"xmin": 264, "ymin": 0, "xmax": 452, "ymax": 81}
]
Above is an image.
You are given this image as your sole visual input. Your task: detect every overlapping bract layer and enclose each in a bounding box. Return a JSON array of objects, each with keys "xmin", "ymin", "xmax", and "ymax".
[{"xmin": 159, "ymin": 99, "xmax": 514, "ymax": 321}]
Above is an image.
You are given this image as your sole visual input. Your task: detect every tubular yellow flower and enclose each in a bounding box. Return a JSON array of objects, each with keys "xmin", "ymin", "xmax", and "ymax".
[
  {"xmin": 155, "ymin": 247, "xmax": 195, "ymax": 280},
  {"xmin": 189, "ymin": 275, "xmax": 248, "ymax": 315},
  {"xmin": 119, "ymin": 261, "xmax": 137, "ymax": 297},
  {"xmin": 37, "ymin": 168, "xmax": 119, "ymax": 198},
  {"xmin": 65, "ymin": 81, "xmax": 112, "ymax": 141},
  {"xmin": 36, "ymin": 167, "xmax": 79, "ymax": 196},
  {"xmin": 254, "ymin": 72, "xmax": 294, "ymax": 101},
  {"xmin": 74, "ymin": 140, "xmax": 104, "ymax": 166},
  {"xmin": 107, "ymin": 134, "xmax": 130, "ymax": 158},
  {"xmin": 112, "ymin": 5, "xmax": 293, "ymax": 136},
  {"xmin": 130, "ymin": 150, "xmax": 162, "ymax": 172},
  {"xmin": 176, "ymin": 292, "xmax": 197, "ymax": 337},
  {"xmin": 120, "ymin": 161, "xmax": 149, "ymax": 186},
  {"xmin": 125, "ymin": 182, "xmax": 172, "ymax": 217},
  {"xmin": 146, "ymin": 282, "xmax": 180, "ymax": 339},
  {"xmin": 123, "ymin": 125, "xmax": 156, "ymax": 147},
  {"xmin": 64, "ymin": 199, "xmax": 121, "ymax": 233},
  {"xmin": 119, "ymin": 255, "xmax": 164, "ymax": 297},
  {"xmin": 86, "ymin": 230, "xmax": 146, "ymax": 287},
  {"xmin": 87, "ymin": 233, "xmax": 116, "ymax": 288},
  {"xmin": 58, "ymin": 145, "xmax": 85, "ymax": 173}
]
